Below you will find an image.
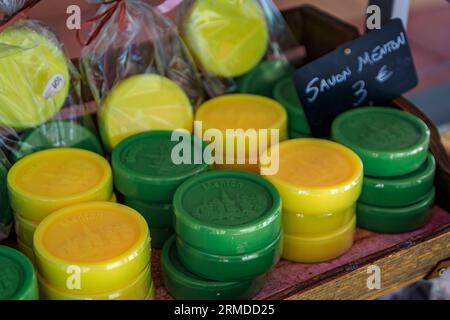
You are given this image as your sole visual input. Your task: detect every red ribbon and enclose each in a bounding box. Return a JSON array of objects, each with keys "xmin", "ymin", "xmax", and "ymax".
[{"xmin": 77, "ymin": 0, "xmax": 127, "ymax": 47}]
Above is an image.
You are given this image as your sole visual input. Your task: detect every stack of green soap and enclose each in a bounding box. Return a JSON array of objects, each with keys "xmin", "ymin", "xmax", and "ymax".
[
  {"xmin": 273, "ymin": 78, "xmax": 312, "ymax": 139},
  {"xmin": 12, "ymin": 121, "xmax": 103, "ymax": 161},
  {"xmin": 162, "ymin": 170, "xmax": 282, "ymax": 300},
  {"xmin": 332, "ymin": 107, "xmax": 435, "ymax": 234},
  {"xmin": 236, "ymin": 60, "xmax": 294, "ymax": 98},
  {"xmin": 112, "ymin": 131, "xmax": 210, "ymax": 249},
  {"xmin": 0, "ymin": 246, "xmax": 39, "ymax": 300}
]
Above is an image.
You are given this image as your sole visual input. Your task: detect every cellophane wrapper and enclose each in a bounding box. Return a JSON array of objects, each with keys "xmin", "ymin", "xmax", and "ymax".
[
  {"xmin": 176, "ymin": 0, "xmax": 299, "ymax": 96},
  {"xmin": 0, "ymin": 20, "xmax": 99, "ymax": 239}
]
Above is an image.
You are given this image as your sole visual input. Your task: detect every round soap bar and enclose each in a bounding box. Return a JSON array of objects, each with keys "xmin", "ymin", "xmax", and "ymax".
[
  {"xmin": 161, "ymin": 236, "xmax": 264, "ymax": 300},
  {"xmin": 332, "ymin": 107, "xmax": 430, "ymax": 177},
  {"xmin": 174, "ymin": 170, "xmax": 282, "ymax": 255},
  {"xmin": 123, "ymin": 197, "xmax": 174, "ymax": 229},
  {"xmin": 99, "ymin": 74, "xmax": 194, "ymax": 151},
  {"xmin": 273, "ymin": 78, "xmax": 312, "ymax": 134},
  {"xmin": 261, "ymin": 138, "xmax": 363, "ymax": 215},
  {"xmin": 236, "ymin": 60, "xmax": 294, "ymax": 98},
  {"xmin": 357, "ymin": 187, "xmax": 435, "ymax": 234},
  {"xmin": 283, "ymin": 214, "xmax": 356, "ymax": 263},
  {"xmin": 33, "ymin": 202, "xmax": 151, "ymax": 294},
  {"xmin": 8, "ymin": 148, "xmax": 113, "ymax": 222},
  {"xmin": 14, "ymin": 213, "xmax": 38, "ymax": 248},
  {"xmin": 195, "ymin": 94, "xmax": 288, "ymax": 171},
  {"xmin": 283, "ymin": 206, "xmax": 355, "ymax": 237},
  {"xmin": 150, "ymin": 227, "xmax": 174, "ymax": 249},
  {"xmin": 182, "ymin": 0, "xmax": 269, "ymax": 77},
  {"xmin": 38, "ymin": 266, "xmax": 152, "ymax": 300},
  {"xmin": 0, "ymin": 26, "xmax": 70, "ymax": 129},
  {"xmin": 360, "ymin": 153, "xmax": 435, "ymax": 208},
  {"xmin": 112, "ymin": 131, "xmax": 210, "ymax": 203},
  {"xmin": 13, "ymin": 121, "xmax": 104, "ymax": 161},
  {"xmin": 177, "ymin": 231, "xmax": 282, "ymax": 282},
  {"xmin": 0, "ymin": 162, "xmax": 12, "ymax": 226},
  {"xmin": 0, "ymin": 245, "xmax": 39, "ymax": 300}
]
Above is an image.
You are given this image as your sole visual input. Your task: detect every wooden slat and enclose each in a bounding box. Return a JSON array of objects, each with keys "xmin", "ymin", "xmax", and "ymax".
[{"xmin": 286, "ymin": 226, "xmax": 450, "ymax": 300}]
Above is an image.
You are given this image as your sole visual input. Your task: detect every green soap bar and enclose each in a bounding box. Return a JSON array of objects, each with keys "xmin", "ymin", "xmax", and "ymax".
[
  {"xmin": 360, "ymin": 153, "xmax": 436, "ymax": 207},
  {"xmin": 162, "ymin": 236, "xmax": 264, "ymax": 300},
  {"xmin": 174, "ymin": 170, "xmax": 282, "ymax": 255},
  {"xmin": 357, "ymin": 187, "xmax": 435, "ymax": 234},
  {"xmin": 123, "ymin": 197, "xmax": 174, "ymax": 229},
  {"xmin": 112, "ymin": 131, "xmax": 210, "ymax": 203},
  {"xmin": 236, "ymin": 60, "xmax": 294, "ymax": 98},
  {"xmin": 0, "ymin": 163, "xmax": 12, "ymax": 226},
  {"xmin": 176, "ymin": 231, "xmax": 282, "ymax": 282},
  {"xmin": 332, "ymin": 107, "xmax": 430, "ymax": 177},
  {"xmin": 0, "ymin": 245, "xmax": 39, "ymax": 300},
  {"xmin": 273, "ymin": 78, "xmax": 312, "ymax": 134},
  {"xmin": 13, "ymin": 121, "xmax": 103, "ymax": 161},
  {"xmin": 150, "ymin": 227, "xmax": 174, "ymax": 249},
  {"xmin": 288, "ymin": 130, "xmax": 311, "ymax": 139}
]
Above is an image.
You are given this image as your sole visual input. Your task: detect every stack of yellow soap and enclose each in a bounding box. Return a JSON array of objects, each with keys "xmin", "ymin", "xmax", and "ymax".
[
  {"xmin": 261, "ymin": 139, "xmax": 363, "ymax": 263},
  {"xmin": 195, "ymin": 94, "xmax": 288, "ymax": 173},
  {"xmin": 7, "ymin": 148, "xmax": 114, "ymax": 261},
  {"xmin": 33, "ymin": 202, "xmax": 153, "ymax": 300}
]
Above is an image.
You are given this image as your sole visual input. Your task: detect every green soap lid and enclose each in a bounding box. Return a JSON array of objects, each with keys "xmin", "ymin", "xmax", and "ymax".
[
  {"xmin": 123, "ymin": 197, "xmax": 174, "ymax": 229},
  {"xmin": 236, "ymin": 60, "xmax": 294, "ymax": 98},
  {"xmin": 360, "ymin": 153, "xmax": 436, "ymax": 207},
  {"xmin": 112, "ymin": 131, "xmax": 210, "ymax": 202},
  {"xmin": 176, "ymin": 231, "xmax": 282, "ymax": 282},
  {"xmin": 357, "ymin": 187, "xmax": 435, "ymax": 234},
  {"xmin": 332, "ymin": 107, "xmax": 430, "ymax": 177},
  {"xmin": 173, "ymin": 170, "xmax": 282, "ymax": 255},
  {"xmin": 273, "ymin": 78, "xmax": 312, "ymax": 134},
  {"xmin": 288, "ymin": 130, "xmax": 311, "ymax": 139},
  {"xmin": 0, "ymin": 163, "xmax": 12, "ymax": 225},
  {"xmin": 150, "ymin": 227, "xmax": 174, "ymax": 249},
  {"xmin": 13, "ymin": 121, "xmax": 104, "ymax": 161},
  {"xmin": 0, "ymin": 245, "xmax": 39, "ymax": 300},
  {"xmin": 161, "ymin": 236, "xmax": 264, "ymax": 300}
]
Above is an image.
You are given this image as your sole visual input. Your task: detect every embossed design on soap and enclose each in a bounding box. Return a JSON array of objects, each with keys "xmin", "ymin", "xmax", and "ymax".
[
  {"xmin": 43, "ymin": 211, "xmax": 138, "ymax": 262},
  {"xmin": 121, "ymin": 139, "xmax": 201, "ymax": 176},
  {"xmin": 183, "ymin": 178, "xmax": 271, "ymax": 226},
  {"xmin": 338, "ymin": 112, "xmax": 422, "ymax": 151}
]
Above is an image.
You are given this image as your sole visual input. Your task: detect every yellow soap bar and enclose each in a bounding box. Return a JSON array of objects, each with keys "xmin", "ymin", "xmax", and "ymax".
[
  {"xmin": 14, "ymin": 193, "xmax": 117, "ymax": 248},
  {"xmin": 195, "ymin": 94, "xmax": 287, "ymax": 173},
  {"xmin": 282, "ymin": 214, "xmax": 356, "ymax": 263},
  {"xmin": 38, "ymin": 266, "xmax": 152, "ymax": 300},
  {"xmin": 99, "ymin": 74, "xmax": 194, "ymax": 151},
  {"xmin": 262, "ymin": 139, "xmax": 363, "ymax": 215},
  {"xmin": 183, "ymin": 0, "xmax": 269, "ymax": 77},
  {"xmin": 0, "ymin": 26, "xmax": 70, "ymax": 128},
  {"xmin": 283, "ymin": 206, "xmax": 355, "ymax": 237},
  {"xmin": 8, "ymin": 148, "xmax": 113, "ymax": 222},
  {"xmin": 33, "ymin": 202, "xmax": 150, "ymax": 294}
]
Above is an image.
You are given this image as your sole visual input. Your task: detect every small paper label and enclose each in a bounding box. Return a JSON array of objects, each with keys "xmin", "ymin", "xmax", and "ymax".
[{"xmin": 42, "ymin": 74, "xmax": 66, "ymax": 99}]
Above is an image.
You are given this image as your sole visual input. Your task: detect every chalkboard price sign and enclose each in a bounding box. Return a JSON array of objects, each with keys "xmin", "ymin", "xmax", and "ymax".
[{"xmin": 293, "ymin": 18, "xmax": 418, "ymax": 137}]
